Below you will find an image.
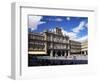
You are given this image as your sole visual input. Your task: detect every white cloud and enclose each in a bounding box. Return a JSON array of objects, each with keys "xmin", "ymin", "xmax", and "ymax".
[
  {"xmin": 72, "ymin": 21, "xmax": 87, "ymax": 33},
  {"xmin": 61, "ymin": 27, "xmax": 88, "ymax": 42},
  {"xmin": 28, "ymin": 16, "xmax": 46, "ymax": 31},
  {"xmin": 74, "ymin": 35, "xmax": 88, "ymax": 42},
  {"xmin": 67, "ymin": 32, "xmax": 77, "ymax": 39},
  {"xmin": 48, "ymin": 20, "xmax": 88, "ymax": 42},
  {"xmin": 55, "ymin": 18, "xmax": 63, "ymax": 21},
  {"xmin": 70, "ymin": 20, "xmax": 88, "ymax": 42},
  {"xmin": 49, "ymin": 27, "xmax": 87, "ymax": 42},
  {"xmin": 66, "ymin": 17, "xmax": 70, "ymax": 21},
  {"xmin": 61, "ymin": 28, "xmax": 77, "ymax": 40}
]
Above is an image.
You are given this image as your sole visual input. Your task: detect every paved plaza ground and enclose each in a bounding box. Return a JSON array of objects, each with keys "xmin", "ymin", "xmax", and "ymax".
[{"xmin": 28, "ymin": 54, "xmax": 88, "ymax": 66}]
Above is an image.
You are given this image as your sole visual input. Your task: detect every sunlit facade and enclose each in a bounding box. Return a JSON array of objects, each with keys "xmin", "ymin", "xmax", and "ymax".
[
  {"xmin": 28, "ymin": 27, "xmax": 88, "ymax": 57},
  {"xmin": 81, "ymin": 40, "xmax": 88, "ymax": 55},
  {"xmin": 70, "ymin": 40, "xmax": 81, "ymax": 55}
]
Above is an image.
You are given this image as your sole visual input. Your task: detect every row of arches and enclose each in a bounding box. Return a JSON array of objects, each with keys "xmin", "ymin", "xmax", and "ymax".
[{"xmin": 47, "ymin": 50, "xmax": 70, "ymax": 57}]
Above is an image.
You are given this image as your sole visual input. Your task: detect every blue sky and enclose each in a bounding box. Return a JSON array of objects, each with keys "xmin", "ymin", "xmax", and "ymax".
[{"xmin": 28, "ymin": 15, "xmax": 88, "ymax": 42}]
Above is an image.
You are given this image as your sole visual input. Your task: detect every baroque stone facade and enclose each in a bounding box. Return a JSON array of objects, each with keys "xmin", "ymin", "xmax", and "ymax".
[
  {"xmin": 81, "ymin": 40, "xmax": 88, "ymax": 55},
  {"xmin": 28, "ymin": 27, "xmax": 88, "ymax": 57}
]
